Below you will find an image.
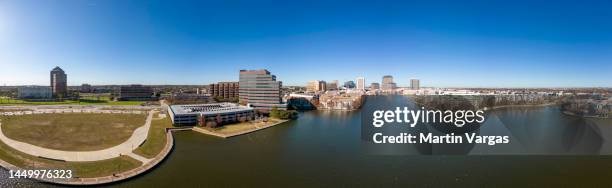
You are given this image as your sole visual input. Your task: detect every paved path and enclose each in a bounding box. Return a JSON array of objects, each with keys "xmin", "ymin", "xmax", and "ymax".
[{"xmin": 0, "ymin": 110, "xmax": 155, "ymax": 162}]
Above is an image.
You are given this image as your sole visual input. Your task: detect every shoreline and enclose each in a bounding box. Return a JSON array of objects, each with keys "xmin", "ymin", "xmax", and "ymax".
[
  {"xmin": 561, "ymin": 111, "xmax": 610, "ymax": 119},
  {"xmin": 484, "ymin": 103, "xmax": 557, "ymax": 111},
  {"xmin": 193, "ymin": 119, "xmax": 290, "ymax": 138}
]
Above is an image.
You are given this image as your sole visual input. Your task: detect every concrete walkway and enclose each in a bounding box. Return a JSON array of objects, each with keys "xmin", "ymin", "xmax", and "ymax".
[{"xmin": 0, "ymin": 110, "xmax": 155, "ymax": 162}]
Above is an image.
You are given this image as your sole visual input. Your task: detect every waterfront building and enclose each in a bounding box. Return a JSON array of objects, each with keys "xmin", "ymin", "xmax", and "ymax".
[
  {"xmin": 370, "ymin": 83, "xmax": 380, "ymax": 90},
  {"xmin": 410, "ymin": 79, "xmax": 420, "ymax": 90},
  {"xmin": 117, "ymin": 84, "xmax": 154, "ymax": 101},
  {"xmin": 239, "ymin": 69, "xmax": 287, "ymax": 111},
  {"xmin": 209, "ymin": 82, "xmax": 239, "ymax": 100},
  {"xmin": 168, "ymin": 103, "xmax": 254, "ymax": 126},
  {"xmin": 18, "ymin": 86, "xmax": 52, "ymax": 99},
  {"xmin": 50, "ymin": 66, "xmax": 67, "ymax": 98},
  {"xmin": 381, "ymin": 75, "xmax": 397, "ymax": 90},
  {"xmin": 356, "ymin": 77, "xmax": 365, "ymax": 91}
]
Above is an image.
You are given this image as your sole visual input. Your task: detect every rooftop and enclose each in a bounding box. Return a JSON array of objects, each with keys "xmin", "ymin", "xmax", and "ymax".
[{"xmin": 170, "ymin": 103, "xmax": 253, "ymax": 115}]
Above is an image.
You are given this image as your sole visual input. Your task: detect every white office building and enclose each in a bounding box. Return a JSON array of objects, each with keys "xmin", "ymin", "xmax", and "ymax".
[
  {"xmin": 18, "ymin": 86, "xmax": 52, "ymax": 99},
  {"xmin": 168, "ymin": 103, "xmax": 255, "ymax": 126}
]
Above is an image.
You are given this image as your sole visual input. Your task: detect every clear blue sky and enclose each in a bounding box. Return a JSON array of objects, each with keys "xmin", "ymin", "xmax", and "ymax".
[{"xmin": 0, "ymin": 0, "xmax": 610, "ymax": 87}]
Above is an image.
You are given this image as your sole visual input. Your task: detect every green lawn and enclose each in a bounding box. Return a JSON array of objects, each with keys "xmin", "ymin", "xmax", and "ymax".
[
  {"xmin": 0, "ymin": 139, "xmax": 142, "ymax": 178},
  {"xmin": 133, "ymin": 115, "xmax": 173, "ymax": 159},
  {"xmin": 209, "ymin": 118, "xmax": 283, "ymax": 135},
  {"xmin": 1, "ymin": 113, "xmax": 146, "ymax": 151},
  {"xmin": 0, "ymin": 98, "xmax": 146, "ymax": 106}
]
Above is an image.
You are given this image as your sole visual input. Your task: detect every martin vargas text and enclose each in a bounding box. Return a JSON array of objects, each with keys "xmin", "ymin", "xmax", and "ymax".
[{"xmin": 372, "ymin": 133, "xmax": 510, "ymax": 146}]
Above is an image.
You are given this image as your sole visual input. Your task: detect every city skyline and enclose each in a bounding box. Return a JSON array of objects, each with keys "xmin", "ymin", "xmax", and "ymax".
[{"xmin": 1, "ymin": 0, "xmax": 611, "ymax": 87}]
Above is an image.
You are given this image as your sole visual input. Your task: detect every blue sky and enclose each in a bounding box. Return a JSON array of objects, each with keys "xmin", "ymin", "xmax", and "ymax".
[{"xmin": 0, "ymin": 0, "xmax": 610, "ymax": 87}]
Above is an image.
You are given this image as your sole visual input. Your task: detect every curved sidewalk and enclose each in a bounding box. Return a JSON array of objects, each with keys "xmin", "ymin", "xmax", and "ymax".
[{"xmin": 0, "ymin": 110, "xmax": 154, "ymax": 162}]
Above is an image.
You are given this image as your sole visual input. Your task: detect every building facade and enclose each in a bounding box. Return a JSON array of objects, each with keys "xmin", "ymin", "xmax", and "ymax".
[
  {"xmin": 168, "ymin": 103, "xmax": 254, "ymax": 126},
  {"xmin": 238, "ymin": 69, "xmax": 286, "ymax": 111},
  {"xmin": 326, "ymin": 80, "xmax": 339, "ymax": 90},
  {"xmin": 410, "ymin": 79, "xmax": 420, "ymax": 90},
  {"xmin": 356, "ymin": 77, "xmax": 365, "ymax": 91},
  {"xmin": 370, "ymin": 83, "xmax": 380, "ymax": 90},
  {"xmin": 381, "ymin": 75, "xmax": 397, "ymax": 90},
  {"xmin": 344, "ymin": 81, "xmax": 355, "ymax": 89},
  {"xmin": 50, "ymin": 66, "xmax": 67, "ymax": 98},
  {"xmin": 307, "ymin": 80, "xmax": 327, "ymax": 92},
  {"xmin": 18, "ymin": 86, "xmax": 52, "ymax": 99},
  {"xmin": 209, "ymin": 82, "xmax": 239, "ymax": 100},
  {"xmin": 117, "ymin": 85, "xmax": 154, "ymax": 101}
]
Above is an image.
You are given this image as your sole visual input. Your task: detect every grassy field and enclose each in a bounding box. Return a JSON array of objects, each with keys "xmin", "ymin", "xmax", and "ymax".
[
  {"xmin": 0, "ymin": 139, "xmax": 141, "ymax": 178},
  {"xmin": 133, "ymin": 115, "xmax": 173, "ymax": 159},
  {"xmin": 211, "ymin": 118, "xmax": 283, "ymax": 135},
  {"xmin": 1, "ymin": 113, "xmax": 146, "ymax": 151},
  {"xmin": 0, "ymin": 98, "xmax": 145, "ymax": 106}
]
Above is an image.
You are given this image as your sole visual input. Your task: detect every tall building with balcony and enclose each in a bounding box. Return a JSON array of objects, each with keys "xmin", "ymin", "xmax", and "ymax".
[
  {"xmin": 239, "ymin": 69, "xmax": 286, "ymax": 111},
  {"xmin": 209, "ymin": 82, "xmax": 239, "ymax": 100},
  {"xmin": 50, "ymin": 66, "xmax": 67, "ymax": 98},
  {"xmin": 356, "ymin": 77, "xmax": 365, "ymax": 91},
  {"xmin": 410, "ymin": 79, "xmax": 420, "ymax": 90}
]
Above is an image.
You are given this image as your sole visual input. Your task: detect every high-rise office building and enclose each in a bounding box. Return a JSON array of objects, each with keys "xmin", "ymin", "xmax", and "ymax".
[
  {"xmin": 50, "ymin": 66, "xmax": 67, "ymax": 98},
  {"xmin": 381, "ymin": 75, "xmax": 396, "ymax": 90},
  {"xmin": 239, "ymin": 69, "xmax": 286, "ymax": 111},
  {"xmin": 209, "ymin": 82, "xmax": 239, "ymax": 99},
  {"xmin": 356, "ymin": 77, "xmax": 365, "ymax": 91},
  {"xmin": 410, "ymin": 79, "xmax": 420, "ymax": 90}
]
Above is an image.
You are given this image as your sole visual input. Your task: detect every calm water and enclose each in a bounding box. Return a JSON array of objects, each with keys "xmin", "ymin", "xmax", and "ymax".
[{"xmin": 2, "ymin": 96, "xmax": 612, "ymax": 187}]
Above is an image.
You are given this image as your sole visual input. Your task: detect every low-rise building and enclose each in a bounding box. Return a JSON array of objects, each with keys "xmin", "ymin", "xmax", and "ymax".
[
  {"xmin": 117, "ymin": 85, "xmax": 154, "ymax": 101},
  {"xmin": 209, "ymin": 82, "xmax": 239, "ymax": 100},
  {"xmin": 168, "ymin": 103, "xmax": 255, "ymax": 126},
  {"xmin": 80, "ymin": 84, "xmax": 93, "ymax": 93},
  {"xmin": 18, "ymin": 86, "xmax": 52, "ymax": 99}
]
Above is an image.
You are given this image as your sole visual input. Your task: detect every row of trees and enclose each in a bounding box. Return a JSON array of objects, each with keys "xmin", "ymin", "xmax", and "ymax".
[{"xmin": 270, "ymin": 107, "xmax": 298, "ymax": 119}]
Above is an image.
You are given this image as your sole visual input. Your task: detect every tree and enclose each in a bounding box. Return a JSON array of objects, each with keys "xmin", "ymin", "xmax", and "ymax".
[
  {"xmin": 270, "ymin": 106, "xmax": 280, "ymax": 118},
  {"xmin": 198, "ymin": 115, "xmax": 206, "ymax": 127},
  {"xmin": 216, "ymin": 113, "xmax": 222, "ymax": 126}
]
